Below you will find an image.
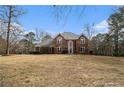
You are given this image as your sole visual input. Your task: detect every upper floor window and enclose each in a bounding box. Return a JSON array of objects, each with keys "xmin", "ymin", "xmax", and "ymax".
[
  {"xmin": 80, "ymin": 37, "xmax": 85, "ymax": 44},
  {"xmin": 57, "ymin": 37, "xmax": 62, "ymax": 44},
  {"xmin": 69, "ymin": 41, "xmax": 73, "ymax": 47}
]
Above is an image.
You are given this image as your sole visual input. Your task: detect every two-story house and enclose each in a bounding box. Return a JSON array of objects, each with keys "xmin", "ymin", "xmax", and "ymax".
[{"xmin": 35, "ymin": 32, "xmax": 88, "ymax": 54}]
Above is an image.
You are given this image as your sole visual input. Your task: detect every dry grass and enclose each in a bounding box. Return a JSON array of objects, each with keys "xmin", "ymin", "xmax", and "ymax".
[{"xmin": 0, "ymin": 54, "xmax": 124, "ymax": 87}]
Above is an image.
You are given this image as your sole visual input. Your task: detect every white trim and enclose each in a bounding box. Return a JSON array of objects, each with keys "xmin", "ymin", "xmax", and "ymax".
[
  {"xmin": 80, "ymin": 47, "xmax": 85, "ymax": 53},
  {"xmin": 68, "ymin": 40, "xmax": 74, "ymax": 54},
  {"xmin": 57, "ymin": 46, "xmax": 61, "ymax": 53},
  {"xmin": 57, "ymin": 36, "xmax": 62, "ymax": 44},
  {"xmin": 80, "ymin": 37, "xmax": 85, "ymax": 44}
]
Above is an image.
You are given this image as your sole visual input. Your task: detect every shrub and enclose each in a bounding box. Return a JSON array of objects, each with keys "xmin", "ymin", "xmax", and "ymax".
[
  {"xmin": 61, "ymin": 48, "xmax": 68, "ymax": 54},
  {"xmin": 113, "ymin": 52, "xmax": 119, "ymax": 57},
  {"xmin": 118, "ymin": 52, "xmax": 124, "ymax": 57},
  {"xmin": 113, "ymin": 52, "xmax": 124, "ymax": 57}
]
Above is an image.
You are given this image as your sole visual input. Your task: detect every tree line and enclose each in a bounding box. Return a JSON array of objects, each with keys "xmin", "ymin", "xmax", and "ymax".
[
  {"xmin": 0, "ymin": 5, "xmax": 124, "ymax": 56},
  {"xmin": 86, "ymin": 6, "xmax": 124, "ymax": 56},
  {"xmin": 0, "ymin": 6, "xmax": 52, "ymax": 55}
]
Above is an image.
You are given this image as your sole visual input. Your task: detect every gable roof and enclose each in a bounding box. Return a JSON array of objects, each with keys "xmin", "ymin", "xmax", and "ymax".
[
  {"xmin": 41, "ymin": 38, "xmax": 53, "ymax": 47},
  {"xmin": 79, "ymin": 33, "xmax": 88, "ymax": 39},
  {"xmin": 35, "ymin": 32, "xmax": 88, "ymax": 47},
  {"xmin": 35, "ymin": 38, "xmax": 53, "ymax": 47},
  {"xmin": 60, "ymin": 32, "xmax": 79, "ymax": 40}
]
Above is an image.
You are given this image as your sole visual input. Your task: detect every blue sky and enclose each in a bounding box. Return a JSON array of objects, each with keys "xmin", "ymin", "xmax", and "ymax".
[{"xmin": 19, "ymin": 5, "xmax": 117, "ymax": 36}]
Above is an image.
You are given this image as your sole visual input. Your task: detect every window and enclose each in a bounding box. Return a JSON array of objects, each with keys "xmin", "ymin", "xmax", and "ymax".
[
  {"xmin": 57, "ymin": 47, "xmax": 61, "ymax": 53},
  {"xmin": 80, "ymin": 38, "xmax": 85, "ymax": 44},
  {"xmin": 80, "ymin": 47, "xmax": 85, "ymax": 53},
  {"xmin": 49, "ymin": 47, "xmax": 53, "ymax": 53},
  {"xmin": 36, "ymin": 47, "xmax": 40, "ymax": 52},
  {"xmin": 57, "ymin": 37, "xmax": 62, "ymax": 44}
]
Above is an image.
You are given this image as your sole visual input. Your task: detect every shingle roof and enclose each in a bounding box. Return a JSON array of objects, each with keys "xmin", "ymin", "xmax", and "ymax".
[
  {"xmin": 35, "ymin": 32, "xmax": 87, "ymax": 47},
  {"xmin": 60, "ymin": 32, "xmax": 79, "ymax": 40},
  {"xmin": 35, "ymin": 38, "xmax": 53, "ymax": 47},
  {"xmin": 41, "ymin": 38, "xmax": 53, "ymax": 46}
]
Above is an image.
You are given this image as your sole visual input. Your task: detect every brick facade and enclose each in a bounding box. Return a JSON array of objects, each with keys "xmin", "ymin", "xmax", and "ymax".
[
  {"xmin": 52, "ymin": 34, "xmax": 88, "ymax": 54},
  {"xmin": 35, "ymin": 32, "xmax": 89, "ymax": 54}
]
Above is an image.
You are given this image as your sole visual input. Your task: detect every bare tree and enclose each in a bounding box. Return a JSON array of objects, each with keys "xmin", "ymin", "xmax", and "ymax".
[
  {"xmin": 0, "ymin": 5, "xmax": 25, "ymax": 55},
  {"xmin": 51, "ymin": 5, "xmax": 88, "ymax": 25},
  {"xmin": 83, "ymin": 23, "xmax": 96, "ymax": 40},
  {"xmin": 35, "ymin": 28, "xmax": 52, "ymax": 43},
  {"xmin": 35, "ymin": 28, "xmax": 46, "ymax": 43},
  {"xmin": 82, "ymin": 23, "xmax": 96, "ymax": 54}
]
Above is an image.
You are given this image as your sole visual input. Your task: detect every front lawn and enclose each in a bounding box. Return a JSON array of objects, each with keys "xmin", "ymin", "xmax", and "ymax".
[{"xmin": 0, "ymin": 54, "xmax": 124, "ymax": 87}]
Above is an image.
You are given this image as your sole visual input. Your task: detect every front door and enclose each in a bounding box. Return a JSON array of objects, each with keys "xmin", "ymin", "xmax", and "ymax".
[{"xmin": 68, "ymin": 40, "xmax": 74, "ymax": 54}]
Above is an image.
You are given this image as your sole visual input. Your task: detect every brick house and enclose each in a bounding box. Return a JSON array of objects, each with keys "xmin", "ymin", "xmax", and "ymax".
[{"xmin": 35, "ymin": 32, "xmax": 88, "ymax": 54}]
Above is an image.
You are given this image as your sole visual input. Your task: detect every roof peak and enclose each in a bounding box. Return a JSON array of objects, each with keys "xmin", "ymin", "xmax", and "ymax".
[{"xmin": 54, "ymin": 31, "xmax": 87, "ymax": 40}]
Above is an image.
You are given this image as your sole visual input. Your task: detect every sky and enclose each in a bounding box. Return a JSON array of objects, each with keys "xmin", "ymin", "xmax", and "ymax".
[{"xmin": 19, "ymin": 5, "xmax": 117, "ymax": 36}]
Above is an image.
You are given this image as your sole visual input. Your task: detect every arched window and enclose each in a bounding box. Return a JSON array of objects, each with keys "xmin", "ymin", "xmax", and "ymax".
[
  {"xmin": 80, "ymin": 37, "xmax": 85, "ymax": 44},
  {"xmin": 57, "ymin": 37, "xmax": 62, "ymax": 44}
]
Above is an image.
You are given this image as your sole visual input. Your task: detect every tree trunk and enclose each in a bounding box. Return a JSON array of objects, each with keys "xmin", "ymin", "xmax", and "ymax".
[
  {"xmin": 6, "ymin": 6, "xmax": 12, "ymax": 55},
  {"xmin": 114, "ymin": 29, "xmax": 119, "ymax": 56}
]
